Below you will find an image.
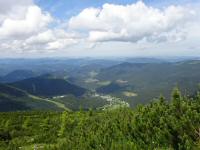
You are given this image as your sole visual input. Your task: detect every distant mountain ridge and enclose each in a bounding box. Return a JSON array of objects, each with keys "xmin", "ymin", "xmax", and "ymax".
[
  {"xmin": 0, "ymin": 70, "xmax": 36, "ymax": 83},
  {"xmin": 10, "ymin": 75, "xmax": 87, "ymax": 97},
  {"xmin": 96, "ymin": 60, "xmax": 200, "ymax": 106},
  {"xmin": 0, "ymin": 58, "xmax": 200, "ymax": 112}
]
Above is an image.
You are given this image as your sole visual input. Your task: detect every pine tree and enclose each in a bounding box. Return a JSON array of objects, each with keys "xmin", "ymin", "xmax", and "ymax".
[
  {"xmin": 58, "ymin": 111, "xmax": 67, "ymax": 137},
  {"xmin": 171, "ymin": 87, "xmax": 182, "ymax": 113},
  {"xmin": 22, "ymin": 117, "xmax": 31, "ymax": 129}
]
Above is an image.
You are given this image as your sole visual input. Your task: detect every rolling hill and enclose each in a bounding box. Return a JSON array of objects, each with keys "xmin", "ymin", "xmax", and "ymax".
[
  {"xmin": 0, "ymin": 83, "xmax": 66, "ymax": 112},
  {"xmin": 1, "ymin": 59, "xmax": 200, "ymax": 111},
  {"xmin": 0, "ymin": 83, "xmax": 27, "ymax": 97},
  {"xmin": 96, "ymin": 81, "xmax": 130, "ymax": 94},
  {"xmin": 0, "ymin": 84, "xmax": 29, "ymax": 111},
  {"xmin": 10, "ymin": 74, "xmax": 87, "ymax": 97},
  {"xmin": 0, "ymin": 70, "xmax": 36, "ymax": 83},
  {"xmin": 96, "ymin": 60, "xmax": 200, "ymax": 106}
]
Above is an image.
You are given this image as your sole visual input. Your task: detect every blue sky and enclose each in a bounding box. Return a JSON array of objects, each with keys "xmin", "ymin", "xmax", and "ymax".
[
  {"xmin": 35, "ymin": 0, "xmax": 138, "ymax": 19},
  {"xmin": 35, "ymin": 0, "xmax": 194, "ymax": 19},
  {"xmin": 0, "ymin": 0, "xmax": 199, "ymax": 58}
]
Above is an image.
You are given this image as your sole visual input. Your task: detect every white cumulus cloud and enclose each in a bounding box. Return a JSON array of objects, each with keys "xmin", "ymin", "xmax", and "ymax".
[
  {"xmin": 0, "ymin": 0, "xmax": 199, "ymax": 57},
  {"xmin": 0, "ymin": 1, "xmax": 79, "ymax": 53},
  {"xmin": 69, "ymin": 1, "xmax": 195, "ymax": 43},
  {"xmin": 0, "ymin": 0, "xmax": 33, "ymax": 23},
  {"xmin": 0, "ymin": 5, "xmax": 52, "ymax": 39}
]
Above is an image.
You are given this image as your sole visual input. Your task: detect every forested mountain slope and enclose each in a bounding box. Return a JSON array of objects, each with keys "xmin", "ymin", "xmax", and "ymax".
[
  {"xmin": 0, "ymin": 88, "xmax": 200, "ymax": 149},
  {"xmin": 0, "ymin": 84, "xmax": 66, "ymax": 111},
  {"xmin": 0, "ymin": 84, "xmax": 29, "ymax": 111},
  {"xmin": 10, "ymin": 75, "xmax": 87, "ymax": 97},
  {"xmin": 96, "ymin": 61, "xmax": 200, "ymax": 106},
  {"xmin": 0, "ymin": 70, "xmax": 36, "ymax": 83}
]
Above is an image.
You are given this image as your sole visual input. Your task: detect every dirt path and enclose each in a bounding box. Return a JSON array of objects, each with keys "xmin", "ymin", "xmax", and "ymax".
[{"xmin": 29, "ymin": 95, "xmax": 70, "ymax": 111}]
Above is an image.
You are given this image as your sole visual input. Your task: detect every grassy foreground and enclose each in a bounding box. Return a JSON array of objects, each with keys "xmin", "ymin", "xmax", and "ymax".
[{"xmin": 0, "ymin": 88, "xmax": 200, "ymax": 150}]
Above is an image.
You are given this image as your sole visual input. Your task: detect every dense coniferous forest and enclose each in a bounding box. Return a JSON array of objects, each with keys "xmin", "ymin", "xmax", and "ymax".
[
  {"xmin": 0, "ymin": 88, "xmax": 200, "ymax": 150},
  {"xmin": 1, "ymin": 0, "xmax": 200, "ymax": 149}
]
